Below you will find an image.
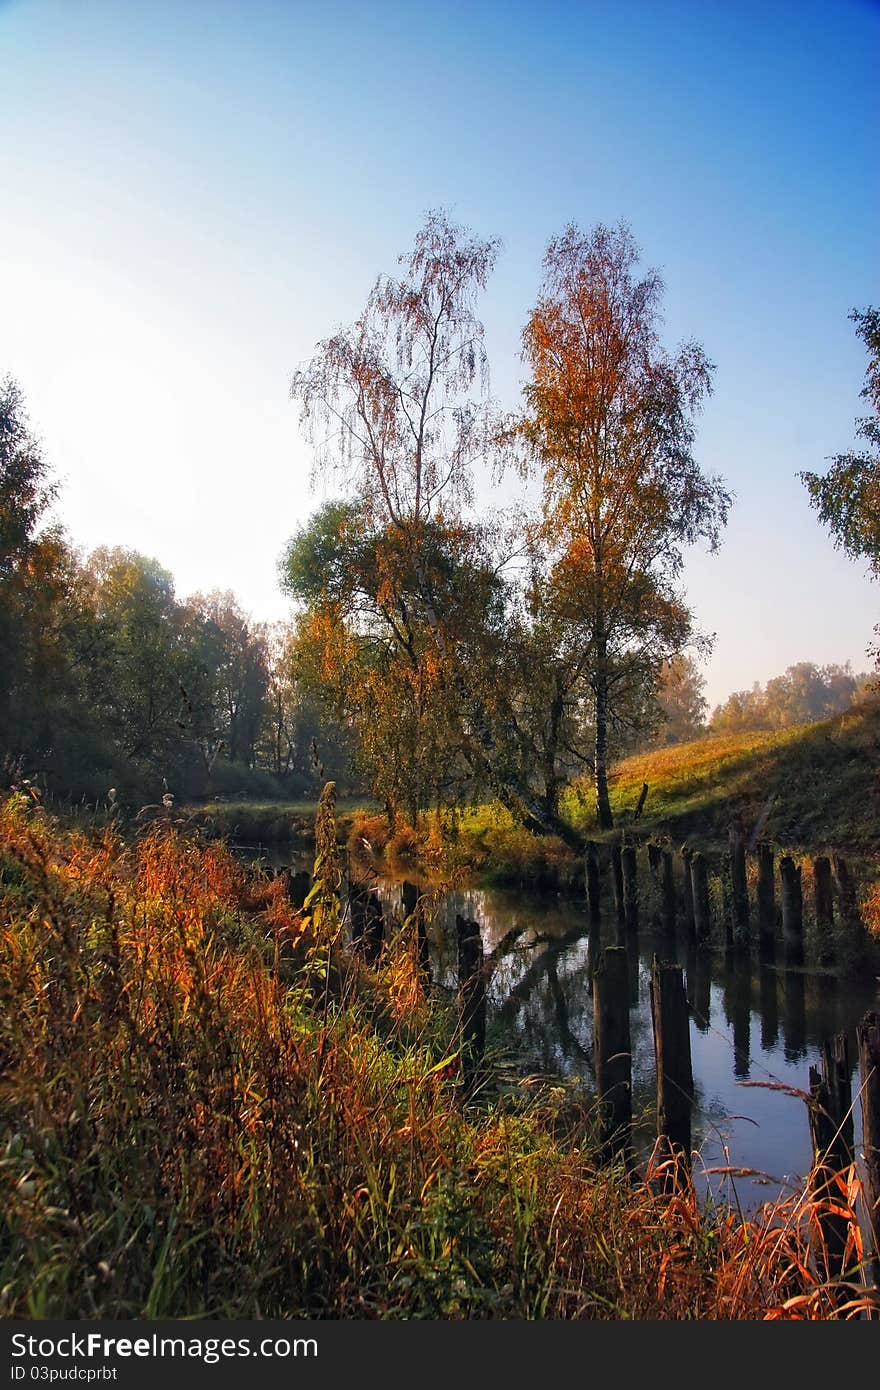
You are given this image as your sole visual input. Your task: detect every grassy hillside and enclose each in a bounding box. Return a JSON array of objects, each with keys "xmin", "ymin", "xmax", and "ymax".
[{"xmin": 571, "ymin": 698, "xmax": 880, "ymax": 860}]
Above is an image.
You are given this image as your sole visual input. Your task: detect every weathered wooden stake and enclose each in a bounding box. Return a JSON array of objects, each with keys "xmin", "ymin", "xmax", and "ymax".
[
  {"xmin": 288, "ymin": 868, "xmax": 311, "ymax": 909},
  {"xmin": 691, "ymin": 851, "xmax": 712, "ymax": 945},
  {"xmin": 756, "ymin": 841, "xmax": 776, "ymax": 958},
  {"xmin": 648, "ymin": 842, "xmax": 662, "ymax": 875},
  {"xmin": 720, "ymin": 853, "xmax": 734, "ymax": 950},
  {"xmin": 456, "ymin": 914, "xmax": 486, "ymax": 1091},
  {"xmin": 585, "ymin": 841, "xmax": 601, "ymax": 924},
  {"xmin": 857, "ymin": 1011, "xmax": 880, "ymax": 1288},
  {"xmin": 681, "ymin": 846, "xmax": 695, "ymax": 935},
  {"xmin": 621, "ymin": 843, "xmax": 639, "ymax": 932},
  {"xmin": 728, "ymin": 824, "xmax": 750, "ymax": 952},
  {"xmin": 780, "ymin": 856, "xmax": 804, "ymax": 968},
  {"xmin": 650, "ymin": 959, "xmax": 694, "ymax": 1175},
  {"xmin": 351, "ymin": 886, "xmax": 385, "ymax": 965},
  {"xmin": 402, "ymin": 879, "xmax": 430, "ymax": 976},
  {"xmin": 832, "ymin": 854, "xmax": 861, "ymax": 931},
  {"xmin": 611, "ymin": 842, "xmax": 625, "ymax": 935},
  {"xmin": 593, "ymin": 946, "xmax": 632, "ymax": 1164},
  {"xmin": 661, "ymin": 849, "xmax": 677, "ymax": 937},
  {"xmin": 367, "ymin": 892, "xmax": 384, "ymax": 964},
  {"xmin": 808, "ymin": 1033, "xmax": 854, "ymax": 1289},
  {"xmin": 813, "ymin": 856, "xmax": 835, "ymax": 967}
]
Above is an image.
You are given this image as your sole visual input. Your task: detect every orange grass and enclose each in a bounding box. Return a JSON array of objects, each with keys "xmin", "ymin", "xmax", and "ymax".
[{"xmin": 1, "ymin": 792, "xmax": 877, "ymax": 1319}]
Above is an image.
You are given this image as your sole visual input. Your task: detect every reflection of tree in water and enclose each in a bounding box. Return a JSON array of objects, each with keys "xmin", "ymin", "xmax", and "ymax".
[{"xmin": 371, "ymin": 869, "xmax": 880, "ymax": 1192}]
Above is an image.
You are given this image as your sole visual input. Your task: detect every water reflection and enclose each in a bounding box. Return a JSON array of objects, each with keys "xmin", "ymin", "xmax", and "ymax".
[
  {"xmin": 237, "ymin": 844, "xmax": 880, "ymax": 1212},
  {"xmin": 417, "ymin": 879, "xmax": 880, "ymax": 1210}
]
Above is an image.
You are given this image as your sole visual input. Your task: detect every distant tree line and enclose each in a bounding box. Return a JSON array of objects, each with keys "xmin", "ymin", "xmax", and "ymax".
[
  {"xmin": 0, "ymin": 375, "xmax": 354, "ymax": 807},
  {"xmin": 707, "ymin": 661, "xmax": 873, "ymax": 736}
]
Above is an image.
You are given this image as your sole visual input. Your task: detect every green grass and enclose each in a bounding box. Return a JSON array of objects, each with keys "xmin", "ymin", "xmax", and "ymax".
[
  {"xmin": 183, "ymin": 796, "xmax": 374, "ymax": 843},
  {"xmin": 564, "ymin": 698, "xmax": 880, "ymax": 861}
]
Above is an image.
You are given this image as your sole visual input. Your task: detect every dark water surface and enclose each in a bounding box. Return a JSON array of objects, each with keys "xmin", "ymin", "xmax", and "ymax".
[{"xmin": 236, "ymin": 841, "xmax": 880, "ymax": 1213}]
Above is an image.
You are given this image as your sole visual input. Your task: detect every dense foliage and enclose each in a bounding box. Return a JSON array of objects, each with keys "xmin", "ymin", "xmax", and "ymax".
[{"xmin": 0, "ymin": 382, "xmax": 353, "ymax": 806}]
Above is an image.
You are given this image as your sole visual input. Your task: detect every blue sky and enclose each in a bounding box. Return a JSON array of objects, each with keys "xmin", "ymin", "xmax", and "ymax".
[{"xmin": 1, "ymin": 0, "xmax": 878, "ymax": 706}]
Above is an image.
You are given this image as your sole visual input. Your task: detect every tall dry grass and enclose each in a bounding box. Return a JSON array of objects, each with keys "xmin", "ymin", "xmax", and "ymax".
[{"xmin": 1, "ymin": 791, "xmax": 876, "ymax": 1318}]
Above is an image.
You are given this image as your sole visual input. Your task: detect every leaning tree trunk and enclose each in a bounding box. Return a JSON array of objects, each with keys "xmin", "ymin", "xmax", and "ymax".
[{"xmin": 594, "ymin": 663, "xmax": 613, "ymax": 830}]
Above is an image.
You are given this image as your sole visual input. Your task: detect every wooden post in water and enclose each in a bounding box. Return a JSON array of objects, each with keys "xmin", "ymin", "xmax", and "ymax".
[
  {"xmin": 832, "ymin": 854, "xmax": 861, "ymax": 931},
  {"xmin": 691, "ymin": 852, "xmax": 712, "ymax": 945},
  {"xmin": 593, "ymin": 946, "xmax": 632, "ymax": 1164},
  {"xmin": 364, "ymin": 890, "xmax": 385, "ymax": 965},
  {"xmin": 857, "ymin": 1011, "xmax": 880, "ymax": 1288},
  {"xmin": 807, "ymin": 1033, "xmax": 854, "ymax": 1290},
  {"xmin": 756, "ymin": 841, "xmax": 776, "ymax": 959},
  {"xmin": 650, "ymin": 959, "xmax": 694, "ymax": 1178},
  {"xmin": 780, "ymin": 856, "xmax": 804, "ymax": 968},
  {"xmin": 621, "ymin": 843, "xmax": 639, "ymax": 932},
  {"xmin": 661, "ymin": 849, "xmax": 677, "ymax": 937},
  {"xmin": 585, "ymin": 842, "xmax": 601, "ymax": 924},
  {"xmin": 402, "ymin": 879, "xmax": 430, "ymax": 977},
  {"xmin": 728, "ymin": 824, "xmax": 750, "ymax": 952},
  {"xmin": 648, "ymin": 842, "xmax": 662, "ymax": 875},
  {"xmin": 813, "ymin": 856, "xmax": 835, "ymax": 967},
  {"xmin": 681, "ymin": 846, "xmax": 695, "ymax": 936},
  {"xmin": 456, "ymin": 915, "xmax": 486, "ymax": 1092},
  {"xmin": 720, "ymin": 853, "xmax": 734, "ymax": 951},
  {"xmin": 288, "ymin": 869, "xmax": 312, "ymax": 909},
  {"xmin": 611, "ymin": 841, "xmax": 625, "ymax": 936}
]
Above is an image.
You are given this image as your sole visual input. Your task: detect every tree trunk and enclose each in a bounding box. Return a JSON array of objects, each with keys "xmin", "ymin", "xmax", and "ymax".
[{"xmin": 594, "ymin": 664, "xmax": 613, "ymax": 830}]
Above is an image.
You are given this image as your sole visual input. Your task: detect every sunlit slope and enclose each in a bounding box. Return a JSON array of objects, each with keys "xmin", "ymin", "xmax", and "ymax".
[{"xmin": 578, "ymin": 699, "xmax": 880, "ymax": 855}]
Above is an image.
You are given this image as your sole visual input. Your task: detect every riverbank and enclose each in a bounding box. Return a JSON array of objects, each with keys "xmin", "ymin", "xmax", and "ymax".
[{"xmin": 1, "ymin": 790, "xmax": 875, "ymax": 1319}]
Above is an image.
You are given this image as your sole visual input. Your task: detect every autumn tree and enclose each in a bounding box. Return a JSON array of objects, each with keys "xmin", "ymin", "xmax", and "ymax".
[
  {"xmin": 285, "ymin": 212, "xmax": 520, "ymax": 826},
  {"xmin": 518, "ymin": 223, "xmax": 730, "ymax": 827}
]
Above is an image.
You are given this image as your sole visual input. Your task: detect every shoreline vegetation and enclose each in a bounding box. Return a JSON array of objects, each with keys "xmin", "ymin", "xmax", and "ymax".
[
  {"xmin": 2, "ymin": 784, "xmax": 878, "ymax": 1319},
  {"xmin": 179, "ymin": 701, "xmax": 880, "ymax": 930}
]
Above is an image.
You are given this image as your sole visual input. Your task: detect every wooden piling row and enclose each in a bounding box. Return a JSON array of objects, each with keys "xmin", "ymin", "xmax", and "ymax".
[{"xmin": 584, "ymin": 834, "xmax": 861, "ymax": 973}]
